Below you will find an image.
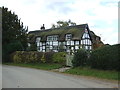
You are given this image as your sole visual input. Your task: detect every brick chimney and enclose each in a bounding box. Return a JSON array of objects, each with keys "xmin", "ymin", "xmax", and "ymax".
[{"xmin": 40, "ymin": 24, "xmax": 45, "ymax": 30}]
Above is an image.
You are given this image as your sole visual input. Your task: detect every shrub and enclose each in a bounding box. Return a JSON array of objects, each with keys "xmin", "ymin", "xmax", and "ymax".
[
  {"xmin": 11, "ymin": 51, "xmax": 55, "ymax": 63},
  {"xmin": 13, "ymin": 51, "xmax": 23, "ymax": 63},
  {"xmin": 72, "ymin": 49, "xmax": 88, "ymax": 67},
  {"xmin": 52, "ymin": 52, "xmax": 66, "ymax": 65},
  {"xmin": 89, "ymin": 44, "xmax": 120, "ymax": 71},
  {"xmin": 3, "ymin": 41, "xmax": 23, "ymax": 62},
  {"xmin": 26, "ymin": 44, "xmax": 37, "ymax": 51},
  {"xmin": 12, "ymin": 51, "xmax": 43, "ymax": 63},
  {"xmin": 41, "ymin": 53, "xmax": 46, "ymax": 63},
  {"xmin": 44, "ymin": 52, "xmax": 55, "ymax": 63}
]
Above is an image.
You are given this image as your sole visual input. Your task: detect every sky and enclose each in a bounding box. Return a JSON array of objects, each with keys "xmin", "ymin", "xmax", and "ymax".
[{"xmin": 1, "ymin": 0, "xmax": 119, "ymax": 45}]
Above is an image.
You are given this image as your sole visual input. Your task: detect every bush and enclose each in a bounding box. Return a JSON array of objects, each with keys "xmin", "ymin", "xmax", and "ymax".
[
  {"xmin": 52, "ymin": 52, "xmax": 66, "ymax": 65},
  {"xmin": 44, "ymin": 52, "xmax": 55, "ymax": 63},
  {"xmin": 89, "ymin": 44, "xmax": 120, "ymax": 71},
  {"xmin": 11, "ymin": 51, "xmax": 55, "ymax": 63},
  {"xmin": 2, "ymin": 41, "xmax": 23, "ymax": 62},
  {"xmin": 26, "ymin": 44, "xmax": 37, "ymax": 51},
  {"xmin": 12, "ymin": 51, "xmax": 41, "ymax": 63},
  {"xmin": 72, "ymin": 49, "xmax": 88, "ymax": 67}
]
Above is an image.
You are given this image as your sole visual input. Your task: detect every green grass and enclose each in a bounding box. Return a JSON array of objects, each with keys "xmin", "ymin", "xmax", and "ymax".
[
  {"xmin": 65, "ymin": 67, "xmax": 119, "ymax": 80},
  {"xmin": 3, "ymin": 63, "xmax": 63, "ymax": 70},
  {"xmin": 3, "ymin": 63, "xmax": 119, "ymax": 80}
]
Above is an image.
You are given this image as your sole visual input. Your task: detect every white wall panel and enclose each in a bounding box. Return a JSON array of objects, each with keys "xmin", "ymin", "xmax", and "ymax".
[{"xmin": 71, "ymin": 41, "xmax": 74, "ymax": 45}]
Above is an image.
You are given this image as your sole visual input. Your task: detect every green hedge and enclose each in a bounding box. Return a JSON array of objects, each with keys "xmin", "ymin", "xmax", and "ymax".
[
  {"xmin": 72, "ymin": 49, "xmax": 89, "ymax": 67},
  {"xmin": 11, "ymin": 51, "xmax": 55, "ymax": 63},
  {"xmin": 89, "ymin": 44, "xmax": 120, "ymax": 71},
  {"xmin": 52, "ymin": 52, "xmax": 66, "ymax": 65},
  {"xmin": 11, "ymin": 51, "xmax": 67, "ymax": 64}
]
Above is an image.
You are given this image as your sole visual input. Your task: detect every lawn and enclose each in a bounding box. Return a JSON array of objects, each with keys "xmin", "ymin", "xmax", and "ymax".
[
  {"xmin": 3, "ymin": 63, "xmax": 119, "ymax": 80},
  {"xmin": 65, "ymin": 67, "xmax": 119, "ymax": 80},
  {"xmin": 3, "ymin": 63, "xmax": 63, "ymax": 70}
]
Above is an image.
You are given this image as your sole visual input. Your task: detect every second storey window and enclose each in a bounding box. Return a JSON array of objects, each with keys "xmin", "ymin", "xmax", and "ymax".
[
  {"xmin": 47, "ymin": 35, "xmax": 58, "ymax": 41},
  {"xmin": 36, "ymin": 37, "xmax": 41, "ymax": 42},
  {"xmin": 66, "ymin": 34, "xmax": 72, "ymax": 40}
]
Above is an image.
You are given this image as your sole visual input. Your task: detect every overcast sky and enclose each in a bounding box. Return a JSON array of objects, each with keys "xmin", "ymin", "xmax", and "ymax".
[{"xmin": 1, "ymin": 0, "xmax": 119, "ymax": 45}]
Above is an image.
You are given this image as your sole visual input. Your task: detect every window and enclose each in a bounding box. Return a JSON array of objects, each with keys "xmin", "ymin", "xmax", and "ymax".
[
  {"xmin": 36, "ymin": 37, "xmax": 41, "ymax": 51},
  {"xmin": 53, "ymin": 36, "xmax": 58, "ymax": 41},
  {"xmin": 71, "ymin": 47, "xmax": 74, "ymax": 50},
  {"xmin": 37, "ymin": 42, "xmax": 40, "ymax": 46},
  {"xmin": 42, "ymin": 42, "xmax": 45, "ymax": 45},
  {"xmin": 81, "ymin": 38, "xmax": 92, "ymax": 50},
  {"xmin": 53, "ymin": 46, "xmax": 58, "ymax": 52},
  {"xmin": 82, "ymin": 33, "xmax": 90, "ymax": 39},
  {"xmin": 85, "ymin": 28, "xmax": 88, "ymax": 33},
  {"xmin": 88, "ymin": 40, "xmax": 92, "ymax": 45},
  {"xmin": 47, "ymin": 35, "xmax": 58, "ymax": 41},
  {"xmin": 75, "ymin": 46, "xmax": 79, "ymax": 49},
  {"xmin": 71, "ymin": 41, "xmax": 74, "ymax": 45},
  {"xmin": 43, "ymin": 46, "xmax": 45, "ymax": 49},
  {"xmin": 50, "ymin": 46, "xmax": 52, "ymax": 49},
  {"xmin": 39, "ymin": 47, "xmax": 42, "ymax": 51},
  {"xmin": 66, "ymin": 34, "xmax": 72, "ymax": 40},
  {"xmin": 75, "ymin": 41, "xmax": 79, "ymax": 45},
  {"xmin": 39, "ymin": 42, "xmax": 42, "ymax": 46},
  {"xmin": 66, "ymin": 41, "xmax": 71, "ymax": 45},
  {"xmin": 36, "ymin": 37, "xmax": 41, "ymax": 42},
  {"xmin": 53, "ymin": 41, "xmax": 58, "ymax": 45},
  {"xmin": 47, "ymin": 36, "xmax": 52, "ymax": 41}
]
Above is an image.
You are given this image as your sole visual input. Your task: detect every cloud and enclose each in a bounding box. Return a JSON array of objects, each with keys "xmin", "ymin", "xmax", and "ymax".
[
  {"xmin": 45, "ymin": 1, "xmax": 74, "ymax": 14},
  {"xmin": 0, "ymin": 0, "xmax": 118, "ymax": 45}
]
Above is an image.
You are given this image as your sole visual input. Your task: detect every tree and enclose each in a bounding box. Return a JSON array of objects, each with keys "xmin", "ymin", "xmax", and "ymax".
[
  {"xmin": 51, "ymin": 19, "xmax": 76, "ymax": 28},
  {"xmin": 72, "ymin": 49, "xmax": 88, "ymax": 67},
  {"xmin": 2, "ymin": 6, "xmax": 28, "ymax": 62}
]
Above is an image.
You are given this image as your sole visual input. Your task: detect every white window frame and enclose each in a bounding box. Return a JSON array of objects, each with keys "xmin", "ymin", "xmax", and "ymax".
[{"xmin": 66, "ymin": 34, "xmax": 72, "ymax": 40}]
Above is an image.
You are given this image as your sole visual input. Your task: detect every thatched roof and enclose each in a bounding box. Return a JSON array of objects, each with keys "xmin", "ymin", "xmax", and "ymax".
[
  {"xmin": 28, "ymin": 24, "xmax": 103, "ymax": 44},
  {"xmin": 28, "ymin": 24, "xmax": 90, "ymax": 42}
]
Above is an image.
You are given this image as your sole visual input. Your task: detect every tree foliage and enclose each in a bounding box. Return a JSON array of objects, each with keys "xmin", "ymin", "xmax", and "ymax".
[
  {"xmin": 72, "ymin": 49, "xmax": 88, "ymax": 67},
  {"xmin": 51, "ymin": 19, "xmax": 76, "ymax": 29},
  {"xmin": 2, "ymin": 6, "xmax": 28, "ymax": 62},
  {"xmin": 89, "ymin": 44, "xmax": 120, "ymax": 71}
]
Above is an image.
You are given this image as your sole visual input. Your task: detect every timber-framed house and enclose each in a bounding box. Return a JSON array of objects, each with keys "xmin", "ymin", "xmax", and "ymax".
[{"xmin": 28, "ymin": 24, "xmax": 104, "ymax": 52}]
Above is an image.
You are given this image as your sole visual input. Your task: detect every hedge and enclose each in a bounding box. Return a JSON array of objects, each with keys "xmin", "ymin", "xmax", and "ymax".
[
  {"xmin": 89, "ymin": 44, "xmax": 120, "ymax": 71},
  {"xmin": 11, "ymin": 51, "xmax": 67, "ymax": 64},
  {"xmin": 11, "ymin": 51, "xmax": 55, "ymax": 63},
  {"xmin": 72, "ymin": 49, "xmax": 89, "ymax": 67},
  {"xmin": 52, "ymin": 52, "xmax": 66, "ymax": 65}
]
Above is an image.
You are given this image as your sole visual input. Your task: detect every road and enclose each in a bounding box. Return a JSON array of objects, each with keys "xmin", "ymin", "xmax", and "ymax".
[{"xmin": 2, "ymin": 65, "xmax": 118, "ymax": 88}]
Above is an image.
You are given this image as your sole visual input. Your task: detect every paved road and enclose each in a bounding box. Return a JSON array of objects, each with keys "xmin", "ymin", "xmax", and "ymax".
[
  {"xmin": 0, "ymin": 64, "xmax": 2, "ymax": 89},
  {"xmin": 2, "ymin": 65, "xmax": 118, "ymax": 88}
]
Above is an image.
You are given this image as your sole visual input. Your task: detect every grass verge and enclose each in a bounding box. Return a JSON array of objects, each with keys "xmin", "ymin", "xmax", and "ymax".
[
  {"xmin": 64, "ymin": 67, "xmax": 119, "ymax": 80},
  {"xmin": 3, "ymin": 63, "xmax": 119, "ymax": 80},
  {"xmin": 3, "ymin": 63, "xmax": 63, "ymax": 70}
]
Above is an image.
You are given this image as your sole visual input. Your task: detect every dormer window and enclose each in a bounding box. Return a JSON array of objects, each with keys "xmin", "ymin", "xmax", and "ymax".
[
  {"xmin": 82, "ymin": 33, "xmax": 90, "ymax": 39},
  {"xmin": 47, "ymin": 36, "xmax": 52, "ymax": 41},
  {"xmin": 85, "ymin": 28, "xmax": 88, "ymax": 33},
  {"xmin": 36, "ymin": 37, "xmax": 41, "ymax": 42},
  {"xmin": 82, "ymin": 28, "xmax": 90, "ymax": 39},
  {"xmin": 66, "ymin": 34, "xmax": 72, "ymax": 40},
  {"xmin": 47, "ymin": 35, "xmax": 58, "ymax": 41}
]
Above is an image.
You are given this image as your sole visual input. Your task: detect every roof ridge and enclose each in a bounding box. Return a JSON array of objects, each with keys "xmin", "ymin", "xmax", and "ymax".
[{"xmin": 29, "ymin": 24, "xmax": 88, "ymax": 33}]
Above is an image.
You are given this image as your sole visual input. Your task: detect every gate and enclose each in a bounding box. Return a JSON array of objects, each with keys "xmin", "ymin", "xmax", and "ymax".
[{"xmin": 66, "ymin": 54, "xmax": 74, "ymax": 67}]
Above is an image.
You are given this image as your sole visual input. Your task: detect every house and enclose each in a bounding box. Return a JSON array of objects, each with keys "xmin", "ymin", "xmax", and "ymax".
[{"xmin": 28, "ymin": 24, "xmax": 104, "ymax": 52}]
